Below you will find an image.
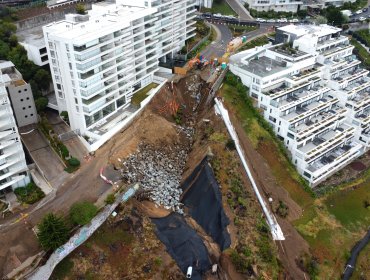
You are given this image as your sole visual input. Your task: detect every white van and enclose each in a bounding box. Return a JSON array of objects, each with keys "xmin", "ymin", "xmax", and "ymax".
[{"xmin": 186, "ymin": 266, "xmax": 193, "ymax": 278}]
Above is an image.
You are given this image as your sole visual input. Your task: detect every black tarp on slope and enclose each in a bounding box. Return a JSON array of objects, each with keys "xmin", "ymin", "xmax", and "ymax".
[
  {"xmin": 152, "ymin": 213, "xmax": 211, "ymax": 280},
  {"xmin": 181, "ymin": 157, "xmax": 231, "ymax": 251}
]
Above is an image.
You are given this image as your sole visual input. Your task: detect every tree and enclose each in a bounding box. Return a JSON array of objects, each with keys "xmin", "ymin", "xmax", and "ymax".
[
  {"xmin": 75, "ymin": 3, "xmax": 86, "ymax": 15},
  {"xmin": 33, "ymin": 69, "xmax": 51, "ymax": 92},
  {"xmin": 69, "ymin": 202, "xmax": 97, "ymax": 226},
  {"xmin": 35, "ymin": 97, "xmax": 48, "ymax": 112},
  {"xmin": 37, "ymin": 213, "xmax": 69, "ymax": 251},
  {"xmin": 0, "ymin": 40, "xmax": 10, "ymax": 60},
  {"xmin": 326, "ymin": 7, "xmax": 346, "ymax": 26},
  {"xmin": 314, "ymin": 15, "xmax": 328, "ymax": 25}
]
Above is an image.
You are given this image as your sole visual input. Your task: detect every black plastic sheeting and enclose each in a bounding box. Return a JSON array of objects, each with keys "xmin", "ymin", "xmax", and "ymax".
[
  {"xmin": 342, "ymin": 229, "xmax": 370, "ymax": 280},
  {"xmin": 152, "ymin": 213, "xmax": 211, "ymax": 280},
  {"xmin": 181, "ymin": 157, "xmax": 231, "ymax": 251}
]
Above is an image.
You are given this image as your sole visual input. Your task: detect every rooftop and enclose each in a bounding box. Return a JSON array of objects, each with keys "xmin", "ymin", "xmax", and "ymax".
[
  {"xmin": 44, "ymin": 3, "xmax": 156, "ymax": 42},
  {"xmin": 278, "ymin": 24, "xmax": 341, "ymax": 38},
  {"xmin": 237, "ymin": 56, "xmax": 287, "ymax": 77},
  {"xmin": 273, "ymin": 44, "xmax": 308, "ymax": 59},
  {"xmin": 17, "ymin": 26, "xmax": 45, "ymax": 48}
]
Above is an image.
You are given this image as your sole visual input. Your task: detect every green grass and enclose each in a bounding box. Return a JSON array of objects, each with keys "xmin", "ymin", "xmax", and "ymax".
[
  {"xmin": 131, "ymin": 83, "xmax": 158, "ymax": 106},
  {"xmin": 51, "ymin": 258, "xmax": 74, "ymax": 280},
  {"xmin": 351, "ymin": 39, "xmax": 370, "ymax": 69},
  {"xmin": 14, "ymin": 182, "xmax": 45, "ymax": 204},
  {"xmin": 324, "ymin": 181, "xmax": 370, "ymax": 231},
  {"xmin": 228, "ymin": 24, "xmax": 257, "ymax": 37},
  {"xmin": 90, "ymin": 227, "xmax": 134, "ymax": 247},
  {"xmin": 238, "ymin": 36, "xmax": 269, "ymax": 52},
  {"xmin": 202, "ymin": 0, "xmax": 236, "ymax": 16},
  {"xmin": 220, "ymin": 72, "xmax": 370, "ymax": 278}
]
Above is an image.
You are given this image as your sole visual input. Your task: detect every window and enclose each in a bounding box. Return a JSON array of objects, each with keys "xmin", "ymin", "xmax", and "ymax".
[
  {"xmin": 269, "ymin": 116, "xmax": 276, "ymax": 123},
  {"xmin": 18, "ymin": 90, "xmax": 21, "ymax": 93},
  {"xmin": 287, "ymin": 132, "xmax": 295, "ymax": 139},
  {"xmin": 28, "ymin": 106, "xmax": 31, "ymax": 108},
  {"xmin": 56, "ymin": 84, "xmax": 62, "ymax": 90},
  {"xmin": 20, "ymin": 99, "xmax": 24, "ymax": 102},
  {"xmin": 25, "ymin": 115, "xmax": 28, "ymax": 118},
  {"xmin": 31, "ymin": 114, "xmax": 34, "ymax": 116},
  {"xmin": 26, "ymin": 97, "xmax": 29, "ymax": 100},
  {"xmin": 22, "ymin": 107, "xmax": 26, "ymax": 110},
  {"xmin": 24, "ymin": 88, "xmax": 27, "ymax": 92}
]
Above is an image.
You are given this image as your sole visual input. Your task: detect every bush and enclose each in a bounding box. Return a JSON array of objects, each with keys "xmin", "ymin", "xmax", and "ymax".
[
  {"xmin": 105, "ymin": 194, "xmax": 115, "ymax": 205},
  {"xmin": 69, "ymin": 201, "xmax": 98, "ymax": 226},
  {"xmin": 59, "ymin": 144, "xmax": 69, "ymax": 159},
  {"xmin": 68, "ymin": 157, "xmax": 80, "ymax": 167},
  {"xmin": 226, "ymin": 138, "xmax": 236, "ymax": 150},
  {"xmin": 14, "ymin": 182, "xmax": 45, "ymax": 204},
  {"xmin": 275, "ymin": 200, "xmax": 289, "ymax": 218},
  {"xmin": 37, "ymin": 213, "xmax": 69, "ymax": 251},
  {"xmin": 35, "ymin": 97, "xmax": 48, "ymax": 112}
]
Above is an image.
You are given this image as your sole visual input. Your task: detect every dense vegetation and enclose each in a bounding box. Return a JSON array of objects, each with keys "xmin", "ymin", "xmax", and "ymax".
[
  {"xmin": 69, "ymin": 201, "xmax": 98, "ymax": 226},
  {"xmin": 0, "ymin": 6, "xmax": 51, "ymax": 112},
  {"xmin": 37, "ymin": 213, "xmax": 69, "ymax": 251},
  {"xmin": 14, "ymin": 182, "xmax": 45, "ymax": 204}
]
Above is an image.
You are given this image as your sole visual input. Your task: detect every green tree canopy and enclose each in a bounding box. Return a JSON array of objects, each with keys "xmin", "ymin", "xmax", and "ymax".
[
  {"xmin": 0, "ymin": 40, "xmax": 10, "ymax": 60},
  {"xmin": 69, "ymin": 201, "xmax": 98, "ymax": 226},
  {"xmin": 33, "ymin": 69, "xmax": 51, "ymax": 91},
  {"xmin": 35, "ymin": 97, "xmax": 49, "ymax": 112},
  {"xmin": 75, "ymin": 3, "xmax": 86, "ymax": 15},
  {"xmin": 37, "ymin": 213, "xmax": 69, "ymax": 251},
  {"xmin": 326, "ymin": 7, "xmax": 347, "ymax": 26}
]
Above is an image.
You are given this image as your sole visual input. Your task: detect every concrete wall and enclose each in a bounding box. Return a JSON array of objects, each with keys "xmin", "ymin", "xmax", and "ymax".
[
  {"xmin": 7, "ymin": 83, "xmax": 38, "ymax": 127},
  {"xmin": 15, "ymin": 3, "xmax": 92, "ymax": 32}
]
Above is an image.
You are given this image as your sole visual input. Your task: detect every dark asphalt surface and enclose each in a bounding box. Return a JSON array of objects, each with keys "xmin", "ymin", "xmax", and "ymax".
[
  {"xmin": 225, "ymin": 0, "xmax": 253, "ymax": 20},
  {"xmin": 200, "ymin": 23, "xmax": 233, "ymax": 59}
]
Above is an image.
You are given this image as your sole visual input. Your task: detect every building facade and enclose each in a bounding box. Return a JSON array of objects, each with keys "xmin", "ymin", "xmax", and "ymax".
[
  {"xmin": 230, "ymin": 24, "xmax": 369, "ymax": 186},
  {"xmin": 0, "ymin": 61, "xmax": 38, "ymax": 127},
  {"xmin": 43, "ymin": 0, "xmax": 196, "ymax": 149},
  {"xmin": 243, "ymin": 0, "xmax": 303, "ymax": 12},
  {"xmin": 0, "ymin": 71, "xmax": 30, "ymax": 192}
]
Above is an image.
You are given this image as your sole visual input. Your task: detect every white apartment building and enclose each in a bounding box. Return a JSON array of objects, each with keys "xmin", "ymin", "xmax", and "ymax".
[
  {"xmin": 243, "ymin": 0, "xmax": 303, "ymax": 12},
  {"xmin": 43, "ymin": 0, "xmax": 196, "ymax": 150},
  {"xmin": 196, "ymin": 0, "xmax": 213, "ymax": 9},
  {"xmin": 0, "ymin": 71, "xmax": 30, "ymax": 193},
  {"xmin": 230, "ymin": 24, "xmax": 369, "ymax": 186}
]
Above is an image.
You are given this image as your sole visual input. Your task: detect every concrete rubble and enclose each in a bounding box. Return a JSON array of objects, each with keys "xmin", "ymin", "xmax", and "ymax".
[{"xmin": 120, "ymin": 127, "xmax": 193, "ymax": 214}]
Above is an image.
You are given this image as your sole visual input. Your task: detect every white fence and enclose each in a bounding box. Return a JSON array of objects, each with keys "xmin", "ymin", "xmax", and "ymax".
[
  {"xmin": 214, "ymin": 98, "xmax": 285, "ymax": 241},
  {"xmin": 28, "ymin": 184, "xmax": 140, "ymax": 280}
]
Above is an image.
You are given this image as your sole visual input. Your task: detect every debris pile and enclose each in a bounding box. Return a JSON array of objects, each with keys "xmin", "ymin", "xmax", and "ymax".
[{"xmin": 120, "ymin": 140, "xmax": 191, "ymax": 214}]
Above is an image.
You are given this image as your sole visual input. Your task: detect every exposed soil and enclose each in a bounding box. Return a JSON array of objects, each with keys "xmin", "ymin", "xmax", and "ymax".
[{"xmin": 223, "ymin": 102, "xmax": 310, "ymax": 279}]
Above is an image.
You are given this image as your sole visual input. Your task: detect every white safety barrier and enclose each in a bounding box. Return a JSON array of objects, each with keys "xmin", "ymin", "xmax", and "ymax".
[
  {"xmin": 28, "ymin": 184, "xmax": 140, "ymax": 280},
  {"xmin": 214, "ymin": 98, "xmax": 285, "ymax": 241}
]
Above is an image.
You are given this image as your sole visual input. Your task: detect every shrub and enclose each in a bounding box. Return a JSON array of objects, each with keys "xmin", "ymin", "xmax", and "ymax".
[
  {"xmin": 14, "ymin": 182, "xmax": 45, "ymax": 204},
  {"xmin": 68, "ymin": 157, "xmax": 80, "ymax": 167},
  {"xmin": 37, "ymin": 213, "xmax": 69, "ymax": 251},
  {"xmin": 69, "ymin": 201, "xmax": 98, "ymax": 226},
  {"xmin": 59, "ymin": 144, "xmax": 69, "ymax": 159},
  {"xmin": 226, "ymin": 138, "xmax": 236, "ymax": 150},
  {"xmin": 105, "ymin": 194, "xmax": 115, "ymax": 205},
  {"xmin": 35, "ymin": 97, "xmax": 48, "ymax": 112},
  {"xmin": 276, "ymin": 200, "xmax": 289, "ymax": 218}
]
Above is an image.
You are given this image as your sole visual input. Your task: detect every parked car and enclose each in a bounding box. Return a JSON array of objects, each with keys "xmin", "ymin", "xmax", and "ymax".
[
  {"xmin": 186, "ymin": 267, "xmax": 193, "ymax": 279},
  {"xmin": 356, "ymin": 9, "xmax": 363, "ymax": 14},
  {"xmin": 290, "ymin": 18, "xmax": 299, "ymax": 23},
  {"xmin": 280, "ymin": 18, "xmax": 288, "ymax": 22},
  {"xmin": 267, "ymin": 19, "xmax": 276, "ymax": 23},
  {"xmin": 256, "ymin": 18, "xmax": 266, "ymax": 22},
  {"xmin": 359, "ymin": 16, "xmax": 366, "ymax": 21},
  {"xmin": 362, "ymin": 7, "xmax": 368, "ymax": 12}
]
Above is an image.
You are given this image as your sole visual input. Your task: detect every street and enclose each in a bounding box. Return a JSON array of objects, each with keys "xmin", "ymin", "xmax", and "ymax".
[{"xmin": 225, "ymin": 0, "xmax": 253, "ymax": 20}]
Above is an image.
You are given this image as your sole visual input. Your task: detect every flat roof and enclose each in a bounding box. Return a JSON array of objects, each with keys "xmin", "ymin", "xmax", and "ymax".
[
  {"xmin": 44, "ymin": 4, "xmax": 156, "ymax": 42},
  {"xmin": 237, "ymin": 56, "xmax": 287, "ymax": 77},
  {"xmin": 278, "ymin": 24, "xmax": 341, "ymax": 38},
  {"xmin": 17, "ymin": 26, "xmax": 45, "ymax": 48}
]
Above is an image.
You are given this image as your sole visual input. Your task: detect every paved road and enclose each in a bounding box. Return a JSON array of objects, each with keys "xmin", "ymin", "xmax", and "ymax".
[
  {"xmin": 201, "ymin": 23, "xmax": 233, "ymax": 59},
  {"xmin": 225, "ymin": 0, "xmax": 253, "ymax": 20}
]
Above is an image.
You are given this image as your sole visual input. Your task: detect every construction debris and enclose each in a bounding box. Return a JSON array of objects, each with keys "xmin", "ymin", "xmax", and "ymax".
[{"xmin": 120, "ymin": 138, "xmax": 192, "ymax": 214}]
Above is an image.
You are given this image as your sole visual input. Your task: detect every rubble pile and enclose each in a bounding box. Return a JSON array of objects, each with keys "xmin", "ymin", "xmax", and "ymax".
[{"xmin": 120, "ymin": 141, "xmax": 191, "ymax": 214}]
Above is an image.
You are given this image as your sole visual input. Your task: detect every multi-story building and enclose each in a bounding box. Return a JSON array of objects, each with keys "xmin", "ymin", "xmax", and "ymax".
[
  {"xmin": 229, "ymin": 24, "xmax": 369, "ymax": 186},
  {"xmin": 243, "ymin": 0, "xmax": 303, "ymax": 13},
  {"xmin": 196, "ymin": 0, "xmax": 213, "ymax": 9},
  {"xmin": 0, "ymin": 61, "xmax": 38, "ymax": 127},
  {"xmin": 0, "ymin": 71, "xmax": 30, "ymax": 193},
  {"xmin": 43, "ymin": 0, "xmax": 196, "ymax": 150}
]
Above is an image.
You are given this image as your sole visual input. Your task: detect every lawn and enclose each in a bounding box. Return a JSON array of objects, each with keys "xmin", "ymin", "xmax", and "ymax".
[
  {"xmin": 220, "ymin": 72, "xmax": 370, "ymax": 278},
  {"xmin": 131, "ymin": 83, "xmax": 158, "ymax": 106},
  {"xmin": 202, "ymin": 0, "xmax": 236, "ymax": 16},
  {"xmin": 228, "ymin": 24, "xmax": 257, "ymax": 37},
  {"xmin": 351, "ymin": 38, "xmax": 370, "ymax": 69}
]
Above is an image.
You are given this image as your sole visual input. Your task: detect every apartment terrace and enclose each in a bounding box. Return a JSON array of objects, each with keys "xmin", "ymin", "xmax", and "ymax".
[
  {"xmin": 356, "ymin": 107, "xmax": 370, "ymax": 126},
  {"xmin": 330, "ymin": 59, "xmax": 361, "ymax": 75},
  {"xmin": 348, "ymin": 91, "xmax": 370, "ymax": 113},
  {"xmin": 306, "ymin": 141, "xmax": 361, "ymax": 175},
  {"xmin": 317, "ymin": 35, "xmax": 348, "ymax": 50},
  {"xmin": 277, "ymin": 86, "xmax": 330, "ymax": 111},
  {"xmin": 272, "ymin": 45, "xmax": 310, "ymax": 61},
  {"xmin": 239, "ymin": 56, "xmax": 287, "ymax": 78},
  {"xmin": 299, "ymin": 123, "xmax": 355, "ymax": 162},
  {"xmin": 321, "ymin": 44, "xmax": 353, "ymax": 57},
  {"xmin": 293, "ymin": 105, "xmax": 347, "ymax": 142},
  {"xmin": 267, "ymin": 76, "xmax": 320, "ymax": 98},
  {"xmin": 282, "ymin": 94, "xmax": 339, "ymax": 124},
  {"xmin": 333, "ymin": 69, "xmax": 368, "ymax": 85}
]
